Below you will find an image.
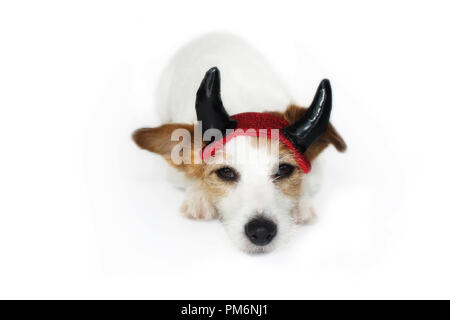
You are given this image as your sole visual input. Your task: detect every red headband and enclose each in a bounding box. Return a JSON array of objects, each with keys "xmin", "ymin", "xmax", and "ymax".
[{"xmin": 201, "ymin": 112, "xmax": 311, "ymax": 174}]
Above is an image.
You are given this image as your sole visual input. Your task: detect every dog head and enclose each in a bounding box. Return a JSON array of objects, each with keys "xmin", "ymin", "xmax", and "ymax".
[{"xmin": 133, "ymin": 68, "xmax": 346, "ymax": 253}]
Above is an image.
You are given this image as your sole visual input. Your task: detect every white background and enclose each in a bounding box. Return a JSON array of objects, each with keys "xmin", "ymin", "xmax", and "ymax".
[{"xmin": 1, "ymin": 0, "xmax": 449, "ymax": 299}]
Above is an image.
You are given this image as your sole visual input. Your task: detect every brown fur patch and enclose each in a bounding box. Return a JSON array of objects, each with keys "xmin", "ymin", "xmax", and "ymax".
[
  {"xmin": 273, "ymin": 143, "xmax": 304, "ymax": 199},
  {"xmin": 201, "ymin": 169, "xmax": 234, "ymax": 204},
  {"xmin": 132, "ymin": 123, "xmax": 205, "ymax": 179}
]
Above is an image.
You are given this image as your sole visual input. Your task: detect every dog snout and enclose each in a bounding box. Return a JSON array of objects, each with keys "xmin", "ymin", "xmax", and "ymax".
[{"xmin": 244, "ymin": 217, "xmax": 277, "ymax": 246}]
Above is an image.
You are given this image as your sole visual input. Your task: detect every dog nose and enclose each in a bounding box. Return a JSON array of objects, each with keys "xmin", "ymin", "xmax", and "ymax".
[{"xmin": 245, "ymin": 217, "xmax": 277, "ymax": 246}]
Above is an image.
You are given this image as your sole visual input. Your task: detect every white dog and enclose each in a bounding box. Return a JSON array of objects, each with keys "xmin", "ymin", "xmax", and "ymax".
[{"xmin": 133, "ymin": 34, "xmax": 346, "ymax": 253}]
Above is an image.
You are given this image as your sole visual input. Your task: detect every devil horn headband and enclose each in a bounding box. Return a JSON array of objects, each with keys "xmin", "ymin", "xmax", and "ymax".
[
  {"xmin": 282, "ymin": 78, "xmax": 332, "ymax": 153},
  {"xmin": 195, "ymin": 67, "xmax": 332, "ymax": 173},
  {"xmin": 195, "ymin": 67, "xmax": 237, "ymax": 137}
]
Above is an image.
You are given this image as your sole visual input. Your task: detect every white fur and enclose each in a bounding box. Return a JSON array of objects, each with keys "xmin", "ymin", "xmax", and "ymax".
[
  {"xmin": 154, "ymin": 33, "xmax": 319, "ymax": 252},
  {"xmin": 181, "ymin": 183, "xmax": 218, "ymax": 220},
  {"xmin": 156, "ymin": 33, "xmax": 291, "ymax": 123},
  {"xmin": 211, "ymin": 136, "xmax": 295, "ymax": 253}
]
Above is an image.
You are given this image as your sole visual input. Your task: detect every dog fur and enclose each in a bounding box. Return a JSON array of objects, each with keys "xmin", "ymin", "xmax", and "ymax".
[{"xmin": 133, "ymin": 33, "xmax": 346, "ymax": 253}]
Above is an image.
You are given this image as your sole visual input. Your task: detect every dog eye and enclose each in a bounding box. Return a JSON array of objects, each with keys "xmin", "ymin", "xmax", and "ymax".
[
  {"xmin": 216, "ymin": 167, "xmax": 239, "ymax": 182},
  {"xmin": 274, "ymin": 163, "xmax": 295, "ymax": 179}
]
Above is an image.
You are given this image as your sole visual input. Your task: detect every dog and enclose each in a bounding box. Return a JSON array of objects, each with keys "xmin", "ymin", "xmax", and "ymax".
[{"xmin": 133, "ymin": 34, "xmax": 346, "ymax": 253}]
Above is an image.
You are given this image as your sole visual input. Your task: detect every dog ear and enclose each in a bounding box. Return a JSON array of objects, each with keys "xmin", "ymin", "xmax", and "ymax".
[
  {"xmin": 271, "ymin": 104, "xmax": 347, "ymax": 162},
  {"xmin": 132, "ymin": 123, "xmax": 204, "ymax": 177}
]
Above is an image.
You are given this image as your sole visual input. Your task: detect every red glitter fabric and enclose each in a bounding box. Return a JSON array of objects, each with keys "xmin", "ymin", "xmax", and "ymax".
[{"xmin": 201, "ymin": 112, "xmax": 311, "ymax": 174}]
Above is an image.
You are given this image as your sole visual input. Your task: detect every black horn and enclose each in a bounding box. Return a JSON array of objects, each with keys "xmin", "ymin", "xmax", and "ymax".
[
  {"xmin": 195, "ymin": 67, "xmax": 237, "ymax": 139},
  {"xmin": 282, "ymin": 79, "xmax": 332, "ymax": 153}
]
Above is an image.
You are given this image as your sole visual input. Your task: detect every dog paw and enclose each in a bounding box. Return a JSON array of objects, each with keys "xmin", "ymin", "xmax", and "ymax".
[
  {"xmin": 181, "ymin": 191, "xmax": 218, "ymax": 220},
  {"xmin": 292, "ymin": 199, "xmax": 317, "ymax": 225}
]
